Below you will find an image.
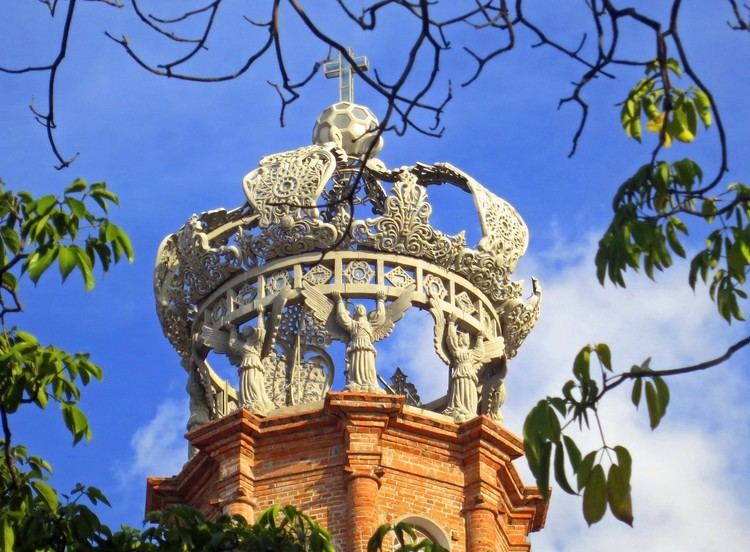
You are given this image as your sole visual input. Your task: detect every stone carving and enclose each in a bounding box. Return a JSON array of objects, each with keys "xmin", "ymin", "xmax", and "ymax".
[
  {"xmin": 266, "ymin": 270, "xmax": 291, "ymax": 293},
  {"xmin": 200, "ymin": 292, "xmax": 289, "ymax": 415},
  {"xmin": 431, "ymin": 299, "xmax": 505, "ymax": 423},
  {"xmin": 235, "ymin": 283, "xmax": 257, "ymax": 306},
  {"xmin": 154, "ymin": 235, "xmax": 192, "ymax": 357},
  {"xmin": 454, "ymin": 291, "xmax": 476, "ymax": 315},
  {"xmin": 176, "ymin": 213, "xmax": 244, "ymax": 303},
  {"xmin": 303, "ymin": 264, "xmax": 333, "ymax": 285},
  {"xmin": 384, "ymin": 266, "xmax": 415, "ymax": 288},
  {"xmin": 423, "ymin": 274, "xmax": 447, "ymax": 300},
  {"xmin": 500, "ymin": 278, "xmax": 542, "ymax": 359},
  {"xmin": 289, "ymin": 347, "xmax": 333, "ymax": 405},
  {"xmin": 351, "ymin": 170, "xmax": 466, "ymax": 267},
  {"xmin": 389, "ymin": 367, "xmax": 421, "ymax": 406},
  {"xmin": 484, "ymin": 378, "xmax": 507, "ymax": 422},
  {"xmin": 242, "ymin": 145, "xmax": 349, "ymax": 260},
  {"xmin": 269, "ymin": 303, "xmax": 335, "ymax": 406},
  {"xmin": 183, "ymin": 356, "xmax": 211, "ymax": 432},
  {"xmin": 466, "ymin": 178, "xmax": 528, "ymax": 270},
  {"xmin": 263, "ymin": 350, "xmax": 289, "ymax": 408},
  {"xmin": 302, "ymin": 283, "xmax": 415, "ymax": 392},
  {"xmin": 155, "ymin": 110, "xmax": 546, "ymax": 425},
  {"xmin": 343, "ymin": 260, "xmax": 375, "ymax": 284}
]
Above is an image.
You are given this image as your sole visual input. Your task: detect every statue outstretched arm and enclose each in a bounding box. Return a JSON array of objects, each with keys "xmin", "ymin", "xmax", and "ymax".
[
  {"xmin": 445, "ymin": 313, "xmax": 460, "ymax": 355},
  {"xmin": 255, "ymin": 304, "xmax": 266, "ymax": 345},
  {"xmin": 371, "ymin": 289, "xmax": 386, "ymax": 325},
  {"xmin": 333, "ymin": 291, "xmax": 353, "ymax": 331}
]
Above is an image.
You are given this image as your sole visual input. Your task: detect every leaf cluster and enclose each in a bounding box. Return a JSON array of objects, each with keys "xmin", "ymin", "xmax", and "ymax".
[
  {"xmin": 621, "ymin": 59, "xmax": 711, "ymax": 148},
  {"xmin": 523, "ymin": 344, "xmax": 673, "ymax": 527},
  {"xmin": 0, "ymin": 178, "xmax": 133, "ymax": 550},
  {"xmin": 600, "ymin": 60, "xmax": 749, "ymax": 323}
]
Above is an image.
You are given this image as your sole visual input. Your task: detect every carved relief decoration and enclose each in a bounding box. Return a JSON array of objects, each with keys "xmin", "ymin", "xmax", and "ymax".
[
  {"xmin": 351, "ymin": 170, "xmax": 466, "ymax": 267},
  {"xmin": 500, "ymin": 277, "xmax": 543, "ymax": 359},
  {"xmin": 242, "ymin": 145, "xmax": 350, "ymax": 260},
  {"xmin": 155, "ymin": 137, "xmax": 545, "ymax": 428}
]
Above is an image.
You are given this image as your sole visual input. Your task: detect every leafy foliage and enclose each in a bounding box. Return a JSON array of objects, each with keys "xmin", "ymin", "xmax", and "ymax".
[
  {"xmin": 0, "ymin": 178, "xmax": 132, "ymax": 551},
  {"xmin": 368, "ymin": 521, "xmax": 448, "ymax": 552},
  {"xmin": 525, "ymin": 56, "xmax": 749, "ymax": 526}
]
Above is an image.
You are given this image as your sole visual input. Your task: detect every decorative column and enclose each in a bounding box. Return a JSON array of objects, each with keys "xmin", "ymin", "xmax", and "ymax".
[
  {"xmin": 465, "ymin": 501, "xmax": 500, "ymax": 552},
  {"xmin": 195, "ymin": 410, "xmax": 260, "ymax": 522},
  {"xmin": 347, "ymin": 472, "xmax": 381, "ymax": 551},
  {"xmin": 328, "ymin": 393, "xmax": 401, "ymax": 552},
  {"xmin": 461, "ymin": 417, "xmax": 505, "ymax": 552}
]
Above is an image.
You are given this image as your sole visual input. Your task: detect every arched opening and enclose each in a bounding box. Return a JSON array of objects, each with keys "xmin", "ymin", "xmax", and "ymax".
[{"xmin": 393, "ymin": 515, "xmax": 451, "ymax": 550}]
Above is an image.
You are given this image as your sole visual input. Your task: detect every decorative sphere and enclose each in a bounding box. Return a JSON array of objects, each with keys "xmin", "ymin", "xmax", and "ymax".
[{"xmin": 312, "ymin": 101, "xmax": 384, "ymax": 157}]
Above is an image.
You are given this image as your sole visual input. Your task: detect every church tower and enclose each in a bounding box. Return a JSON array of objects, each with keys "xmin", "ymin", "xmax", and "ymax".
[{"xmin": 148, "ymin": 51, "xmax": 548, "ymax": 551}]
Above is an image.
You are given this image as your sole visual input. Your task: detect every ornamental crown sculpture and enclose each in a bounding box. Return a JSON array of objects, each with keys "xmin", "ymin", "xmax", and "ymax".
[{"xmin": 154, "ymin": 58, "xmax": 541, "ymax": 431}]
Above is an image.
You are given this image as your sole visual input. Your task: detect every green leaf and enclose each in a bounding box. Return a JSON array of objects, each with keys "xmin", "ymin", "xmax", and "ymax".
[
  {"xmin": 582, "ymin": 464, "xmax": 607, "ymax": 526},
  {"xmin": 554, "ymin": 444, "xmax": 577, "ymax": 495},
  {"xmin": 631, "ymin": 378, "xmax": 643, "ymax": 407},
  {"xmin": 32, "ymin": 480, "xmax": 59, "ymax": 510},
  {"xmin": 577, "ymin": 451, "xmax": 597, "ymax": 490},
  {"xmin": 61, "ymin": 403, "xmax": 91, "ymax": 444},
  {"xmin": 104, "ymin": 222, "xmax": 118, "ymax": 242},
  {"xmin": 65, "ymin": 197, "xmax": 86, "ymax": 218},
  {"xmin": 58, "ymin": 245, "xmax": 77, "ymax": 281},
  {"xmin": 1, "ymin": 226, "xmax": 21, "ymax": 255},
  {"xmin": 594, "ymin": 343, "xmax": 612, "ymax": 370},
  {"xmin": 26, "ymin": 246, "xmax": 59, "ymax": 283},
  {"xmin": 538, "ymin": 441, "xmax": 552, "ymax": 497},
  {"xmin": 116, "ymin": 227, "xmax": 135, "ymax": 263},
  {"xmin": 65, "ymin": 178, "xmax": 87, "ymax": 194},
  {"xmin": 691, "ymin": 87, "xmax": 712, "ymax": 127},
  {"xmin": 666, "ymin": 57, "xmax": 682, "ymax": 76},
  {"xmin": 34, "ymin": 194, "xmax": 57, "ymax": 215},
  {"xmin": 563, "ymin": 435, "xmax": 582, "ymax": 470},
  {"xmin": 2, "ymin": 519, "xmax": 14, "ymax": 552},
  {"xmin": 645, "ymin": 381, "xmax": 662, "ymax": 429},
  {"xmin": 614, "ymin": 446, "xmax": 633, "ymax": 480},
  {"xmin": 607, "ymin": 464, "xmax": 633, "ymax": 526},
  {"xmin": 573, "ymin": 347, "xmax": 591, "ymax": 381},
  {"xmin": 71, "ymin": 245, "xmax": 95, "ymax": 291},
  {"xmin": 654, "ymin": 376, "xmax": 670, "ymax": 417}
]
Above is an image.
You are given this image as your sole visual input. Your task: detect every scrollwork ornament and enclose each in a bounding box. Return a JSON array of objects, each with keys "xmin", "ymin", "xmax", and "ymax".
[
  {"xmin": 499, "ymin": 278, "xmax": 542, "ymax": 359},
  {"xmin": 351, "ymin": 170, "xmax": 465, "ymax": 267}
]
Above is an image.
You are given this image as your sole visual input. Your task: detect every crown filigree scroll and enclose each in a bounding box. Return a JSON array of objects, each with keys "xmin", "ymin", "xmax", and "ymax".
[{"xmin": 154, "ymin": 109, "xmax": 542, "ymax": 431}]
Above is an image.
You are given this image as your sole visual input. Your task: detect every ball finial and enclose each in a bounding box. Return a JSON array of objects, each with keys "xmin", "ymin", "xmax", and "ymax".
[{"xmin": 312, "ymin": 101, "xmax": 384, "ymax": 157}]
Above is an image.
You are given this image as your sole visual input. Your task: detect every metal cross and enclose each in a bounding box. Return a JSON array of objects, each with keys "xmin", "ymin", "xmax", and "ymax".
[{"xmin": 323, "ymin": 47, "xmax": 369, "ymax": 103}]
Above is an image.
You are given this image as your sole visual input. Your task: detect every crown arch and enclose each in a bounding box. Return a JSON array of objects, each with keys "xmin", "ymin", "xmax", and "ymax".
[{"xmin": 154, "ymin": 103, "xmax": 542, "ymax": 428}]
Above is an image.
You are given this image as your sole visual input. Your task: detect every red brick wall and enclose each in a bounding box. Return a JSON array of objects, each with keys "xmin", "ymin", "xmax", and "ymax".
[{"xmin": 146, "ymin": 394, "xmax": 548, "ymax": 551}]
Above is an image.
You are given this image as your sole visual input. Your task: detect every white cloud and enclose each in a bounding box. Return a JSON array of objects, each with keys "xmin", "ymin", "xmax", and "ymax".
[
  {"xmin": 508, "ymin": 235, "xmax": 750, "ymax": 550},
  {"xmin": 116, "ymin": 398, "xmax": 189, "ymax": 485},
  {"xmin": 388, "ymin": 232, "xmax": 750, "ymax": 550}
]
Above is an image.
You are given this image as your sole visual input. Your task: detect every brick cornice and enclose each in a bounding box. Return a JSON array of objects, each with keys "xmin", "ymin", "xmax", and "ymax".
[{"xmin": 146, "ymin": 394, "xmax": 550, "ymax": 549}]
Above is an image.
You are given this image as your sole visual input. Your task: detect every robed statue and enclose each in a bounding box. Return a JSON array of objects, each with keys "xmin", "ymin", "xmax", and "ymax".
[
  {"xmin": 302, "ymin": 283, "xmax": 415, "ymax": 392},
  {"xmin": 200, "ymin": 292, "xmax": 288, "ymax": 415},
  {"xmin": 431, "ymin": 299, "xmax": 505, "ymax": 423}
]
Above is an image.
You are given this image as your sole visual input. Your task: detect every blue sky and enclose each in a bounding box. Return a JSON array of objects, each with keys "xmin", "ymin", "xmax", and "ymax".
[{"xmin": 2, "ymin": 2, "xmax": 749, "ymax": 549}]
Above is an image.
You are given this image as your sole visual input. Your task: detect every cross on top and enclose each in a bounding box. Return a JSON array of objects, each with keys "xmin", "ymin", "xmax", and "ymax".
[{"xmin": 324, "ymin": 47, "xmax": 369, "ymax": 103}]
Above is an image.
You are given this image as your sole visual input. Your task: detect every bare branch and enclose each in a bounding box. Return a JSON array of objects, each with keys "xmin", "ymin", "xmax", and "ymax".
[
  {"xmin": 596, "ymin": 335, "xmax": 750, "ymax": 402},
  {"xmin": 728, "ymin": 0, "xmax": 750, "ymax": 30}
]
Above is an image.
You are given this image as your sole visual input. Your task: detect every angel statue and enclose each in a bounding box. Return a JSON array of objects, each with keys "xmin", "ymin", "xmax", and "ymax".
[
  {"xmin": 201, "ymin": 294, "xmax": 288, "ymax": 416},
  {"xmin": 431, "ymin": 300, "xmax": 505, "ymax": 423},
  {"xmin": 302, "ymin": 283, "xmax": 415, "ymax": 393}
]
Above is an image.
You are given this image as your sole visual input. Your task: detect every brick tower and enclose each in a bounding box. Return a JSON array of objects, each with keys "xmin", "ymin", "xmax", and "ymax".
[{"xmin": 150, "ymin": 51, "xmax": 548, "ymax": 550}]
